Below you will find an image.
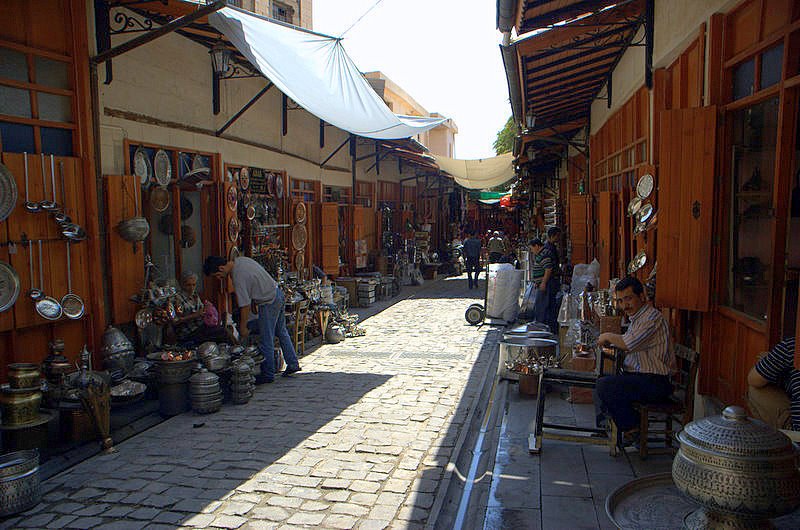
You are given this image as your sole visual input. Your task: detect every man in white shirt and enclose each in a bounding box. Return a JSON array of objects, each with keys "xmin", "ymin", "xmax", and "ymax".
[{"xmin": 204, "ymin": 255, "xmax": 301, "ymax": 383}]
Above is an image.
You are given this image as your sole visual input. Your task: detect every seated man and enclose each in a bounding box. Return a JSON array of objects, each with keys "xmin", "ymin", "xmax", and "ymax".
[
  {"xmin": 594, "ymin": 276, "xmax": 674, "ymax": 435},
  {"xmin": 747, "ymin": 336, "xmax": 798, "ymax": 431},
  {"xmin": 172, "ymin": 271, "xmax": 228, "ymax": 346}
]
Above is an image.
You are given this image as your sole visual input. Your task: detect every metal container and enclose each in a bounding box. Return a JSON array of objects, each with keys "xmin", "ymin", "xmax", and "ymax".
[
  {"xmin": 153, "ymin": 359, "xmax": 195, "ymax": 385},
  {"xmin": 498, "ymin": 337, "xmax": 559, "ymax": 381},
  {"xmin": 7, "ymin": 364, "xmax": 41, "ymax": 389},
  {"xmin": 0, "ymin": 450, "xmax": 40, "ymax": 517},
  {"xmin": 117, "ymin": 217, "xmax": 150, "ymax": 242},
  {"xmin": 673, "ymin": 405, "xmax": 800, "ymax": 529},
  {"xmin": 100, "ymin": 326, "xmax": 135, "ymax": 374},
  {"xmin": 158, "ymin": 382, "xmax": 190, "ymax": 417},
  {"xmin": 0, "ymin": 387, "xmax": 42, "ymax": 426}
]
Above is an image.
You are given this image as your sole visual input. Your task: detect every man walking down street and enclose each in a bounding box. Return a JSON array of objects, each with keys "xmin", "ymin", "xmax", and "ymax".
[
  {"xmin": 487, "ymin": 230, "xmax": 506, "ymax": 263},
  {"xmin": 463, "ymin": 230, "xmax": 482, "ymax": 289},
  {"xmin": 528, "ymin": 238, "xmax": 551, "ymax": 326},
  {"xmin": 204, "ymin": 255, "xmax": 301, "ymax": 383},
  {"xmin": 542, "ymin": 226, "xmax": 562, "ymax": 331}
]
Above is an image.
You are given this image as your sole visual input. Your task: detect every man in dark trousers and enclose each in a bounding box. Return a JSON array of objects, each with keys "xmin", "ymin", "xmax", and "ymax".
[
  {"xmin": 539, "ymin": 227, "xmax": 561, "ymax": 331},
  {"xmin": 203, "ymin": 255, "xmax": 301, "ymax": 383},
  {"xmin": 463, "ymin": 230, "xmax": 482, "ymax": 289}
]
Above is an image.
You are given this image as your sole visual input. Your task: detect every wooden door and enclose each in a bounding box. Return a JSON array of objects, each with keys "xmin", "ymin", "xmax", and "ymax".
[
  {"xmin": 320, "ymin": 203, "xmax": 339, "ymax": 277},
  {"xmin": 656, "ymin": 106, "xmax": 717, "ymax": 311},
  {"xmin": 597, "ymin": 191, "xmax": 616, "ymax": 286},
  {"xmin": 569, "ymin": 195, "xmax": 590, "ymax": 264}
]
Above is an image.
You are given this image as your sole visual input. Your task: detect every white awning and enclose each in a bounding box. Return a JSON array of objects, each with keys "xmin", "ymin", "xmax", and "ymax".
[
  {"xmin": 434, "ymin": 152, "xmax": 517, "ymax": 190},
  {"xmin": 209, "ymin": 7, "xmax": 445, "ymax": 140}
]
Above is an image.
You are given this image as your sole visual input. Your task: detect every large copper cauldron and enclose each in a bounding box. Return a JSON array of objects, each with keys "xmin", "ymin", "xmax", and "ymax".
[{"xmin": 672, "ymin": 406, "xmax": 800, "ymax": 529}]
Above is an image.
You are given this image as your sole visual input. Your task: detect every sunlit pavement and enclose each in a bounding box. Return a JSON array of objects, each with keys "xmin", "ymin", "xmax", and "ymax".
[{"xmin": 3, "ymin": 276, "xmax": 498, "ymax": 530}]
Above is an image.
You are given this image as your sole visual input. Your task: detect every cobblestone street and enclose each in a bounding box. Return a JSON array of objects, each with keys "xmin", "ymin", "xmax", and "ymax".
[{"xmin": 4, "ymin": 276, "xmax": 501, "ymax": 530}]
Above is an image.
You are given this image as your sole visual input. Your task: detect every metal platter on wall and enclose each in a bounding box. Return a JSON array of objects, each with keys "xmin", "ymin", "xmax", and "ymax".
[
  {"xmin": 275, "ymin": 174, "xmax": 284, "ymax": 198},
  {"xmin": 636, "ymin": 173, "xmax": 654, "ymax": 200},
  {"xmin": 0, "ymin": 261, "xmax": 21, "ymax": 313},
  {"xmin": 239, "ymin": 167, "xmax": 249, "ymax": 191},
  {"xmin": 267, "ymin": 172, "xmax": 275, "ymax": 195},
  {"xmin": 228, "ymin": 245, "xmax": 240, "ymax": 261},
  {"xmin": 153, "ymin": 150, "xmax": 172, "ymax": 187},
  {"xmin": 133, "ymin": 147, "xmax": 151, "ymax": 185},
  {"xmin": 637, "ymin": 203, "xmax": 654, "ymax": 224},
  {"xmin": 226, "ymin": 186, "xmax": 237, "ymax": 212},
  {"xmin": 627, "ymin": 197, "xmax": 642, "ymax": 217},
  {"xmin": 628, "ymin": 250, "xmax": 647, "ymax": 274},
  {"xmin": 295, "ymin": 252, "xmax": 304, "ymax": 272},
  {"xmin": 0, "ymin": 162, "xmax": 18, "ymax": 223},
  {"xmin": 291, "ymin": 223, "xmax": 307, "ymax": 250},
  {"xmin": 150, "ymin": 187, "xmax": 170, "ymax": 213},
  {"xmin": 228, "ymin": 217, "xmax": 240, "ymax": 242},
  {"xmin": 295, "ymin": 202, "xmax": 307, "ymax": 224}
]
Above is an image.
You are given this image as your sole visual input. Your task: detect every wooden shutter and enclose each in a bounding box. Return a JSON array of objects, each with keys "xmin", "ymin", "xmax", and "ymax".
[
  {"xmin": 104, "ymin": 175, "xmax": 144, "ymax": 324},
  {"xmin": 597, "ymin": 191, "xmax": 616, "ymax": 286},
  {"xmin": 656, "ymin": 106, "xmax": 717, "ymax": 311},
  {"xmin": 320, "ymin": 202, "xmax": 339, "ymax": 277},
  {"xmin": 569, "ymin": 195, "xmax": 590, "ymax": 264}
]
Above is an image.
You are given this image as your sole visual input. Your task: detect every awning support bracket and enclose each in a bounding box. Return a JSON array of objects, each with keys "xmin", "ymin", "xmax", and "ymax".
[
  {"xmin": 320, "ymin": 137, "xmax": 350, "ymax": 168},
  {"xmin": 216, "ymin": 82, "xmax": 274, "ymax": 136}
]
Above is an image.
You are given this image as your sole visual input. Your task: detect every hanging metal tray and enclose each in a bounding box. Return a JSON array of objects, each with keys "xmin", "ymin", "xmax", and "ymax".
[
  {"xmin": 628, "ymin": 250, "xmax": 647, "ymax": 274},
  {"xmin": 0, "ymin": 162, "xmax": 18, "ymax": 223},
  {"xmin": 226, "ymin": 186, "xmax": 238, "ymax": 212},
  {"xmin": 295, "ymin": 252, "xmax": 304, "ymax": 272},
  {"xmin": 295, "ymin": 202, "xmax": 307, "ymax": 224},
  {"xmin": 637, "ymin": 203, "xmax": 654, "ymax": 224},
  {"xmin": 291, "ymin": 223, "xmax": 307, "ymax": 250},
  {"xmin": 239, "ymin": 167, "xmax": 250, "ymax": 191},
  {"xmin": 133, "ymin": 147, "xmax": 151, "ymax": 185},
  {"xmin": 153, "ymin": 150, "xmax": 172, "ymax": 187},
  {"xmin": 627, "ymin": 196, "xmax": 642, "ymax": 217},
  {"xmin": 228, "ymin": 217, "xmax": 240, "ymax": 242},
  {"xmin": 636, "ymin": 173, "xmax": 654, "ymax": 200},
  {"xmin": 275, "ymin": 174, "xmax": 284, "ymax": 198},
  {"xmin": 0, "ymin": 261, "xmax": 21, "ymax": 313}
]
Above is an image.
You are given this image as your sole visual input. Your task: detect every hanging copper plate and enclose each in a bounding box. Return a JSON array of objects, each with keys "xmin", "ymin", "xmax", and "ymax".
[
  {"xmin": 228, "ymin": 217, "xmax": 240, "ymax": 242},
  {"xmin": 295, "ymin": 202, "xmax": 307, "ymax": 224},
  {"xmin": 295, "ymin": 252, "xmax": 304, "ymax": 272},
  {"xmin": 267, "ymin": 172, "xmax": 275, "ymax": 195},
  {"xmin": 239, "ymin": 167, "xmax": 249, "ymax": 191},
  {"xmin": 275, "ymin": 174, "xmax": 284, "ymax": 198},
  {"xmin": 226, "ymin": 186, "xmax": 237, "ymax": 212},
  {"xmin": 291, "ymin": 223, "xmax": 307, "ymax": 250},
  {"xmin": 150, "ymin": 187, "xmax": 170, "ymax": 212}
]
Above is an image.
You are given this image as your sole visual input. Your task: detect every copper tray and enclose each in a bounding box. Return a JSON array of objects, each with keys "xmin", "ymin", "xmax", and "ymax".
[
  {"xmin": 239, "ymin": 167, "xmax": 249, "ymax": 191},
  {"xmin": 295, "ymin": 202, "xmax": 307, "ymax": 224},
  {"xmin": 226, "ymin": 186, "xmax": 237, "ymax": 212},
  {"xmin": 606, "ymin": 472, "xmax": 800, "ymax": 530},
  {"xmin": 228, "ymin": 217, "xmax": 240, "ymax": 242},
  {"xmin": 0, "ymin": 162, "xmax": 18, "ymax": 223},
  {"xmin": 292, "ymin": 223, "xmax": 307, "ymax": 250},
  {"xmin": 295, "ymin": 252, "xmax": 304, "ymax": 272}
]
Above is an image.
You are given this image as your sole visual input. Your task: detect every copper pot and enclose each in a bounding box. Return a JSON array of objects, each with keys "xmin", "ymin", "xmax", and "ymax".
[
  {"xmin": 673, "ymin": 405, "xmax": 800, "ymax": 528},
  {"xmin": 7, "ymin": 364, "xmax": 41, "ymax": 389},
  {"xmin": 0, "ymin": 387, "xmax": 42, "ymax": 426}
]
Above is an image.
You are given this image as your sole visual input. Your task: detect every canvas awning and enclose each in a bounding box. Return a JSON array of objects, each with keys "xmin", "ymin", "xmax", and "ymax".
[
  {"xmin": 208, "ymin": 6, "xmax": 445, "ymax": 140},
  {"xmin": 434, "ymin": 152, "xmax": 516, "ymax": 190}
]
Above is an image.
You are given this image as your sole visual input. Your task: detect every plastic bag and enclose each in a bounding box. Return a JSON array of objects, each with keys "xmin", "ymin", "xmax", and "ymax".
[
  {"xmin": 520, "ymin": 283, "xmax": 538, "ymax": 319},
  {"xmin": 571, "ymin": 258, "xmax": 600, "ymax": 294}
]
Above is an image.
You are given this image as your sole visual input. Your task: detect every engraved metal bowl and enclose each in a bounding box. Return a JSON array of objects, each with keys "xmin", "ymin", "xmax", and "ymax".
[{"xmin": 673, "ymin": 405, "xmax": 800, "ymax": 528}]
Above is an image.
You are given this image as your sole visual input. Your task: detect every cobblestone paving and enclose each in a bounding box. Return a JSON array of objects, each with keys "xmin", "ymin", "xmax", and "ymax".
[{"xmin": 4, "ymin": 276, "xmax": 500, "ymax": 530}]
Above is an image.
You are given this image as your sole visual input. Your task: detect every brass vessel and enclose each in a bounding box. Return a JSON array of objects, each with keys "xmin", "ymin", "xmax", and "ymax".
[
  {"xmin": 673, "ymin": 406, "xmax": 800, "ymax": 529},
  {"xmin": 7, "ymin": 364, "xmax": 40, "ymax": 389},
  {"xmin": 0, "ymin": 387, "xmax": 42, "ymax": 426}
]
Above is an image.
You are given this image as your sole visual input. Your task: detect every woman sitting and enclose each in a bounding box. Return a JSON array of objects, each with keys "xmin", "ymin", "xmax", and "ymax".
[{"xmin": 171, "ymin": 271, "xmax": 229, "ymax": 346}]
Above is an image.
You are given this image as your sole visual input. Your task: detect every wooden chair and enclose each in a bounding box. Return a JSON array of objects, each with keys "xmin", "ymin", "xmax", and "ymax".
[
  {"xmin": 633, "ymin": 343, "xmax": 699, "ymax": 459},
  {"xmin": 292, "ymin": 300, "xmax": 309, "ymax": 355}
]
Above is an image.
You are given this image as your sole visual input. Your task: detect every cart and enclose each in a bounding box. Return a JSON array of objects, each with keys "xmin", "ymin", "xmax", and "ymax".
[{"xmin": 465, "ymin": 262, "xmax": 523, "ymax": 326}]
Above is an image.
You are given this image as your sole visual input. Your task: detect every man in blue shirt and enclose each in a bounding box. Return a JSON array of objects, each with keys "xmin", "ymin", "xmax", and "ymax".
[{"xmin": 462, "ymin": 230, "xmax": 482, "ymax": 289}]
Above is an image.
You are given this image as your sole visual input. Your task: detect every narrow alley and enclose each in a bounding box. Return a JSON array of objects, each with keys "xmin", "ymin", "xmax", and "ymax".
[{"xmin": 3, "ymin": 277, "xmax": 500, "ymax": 530}]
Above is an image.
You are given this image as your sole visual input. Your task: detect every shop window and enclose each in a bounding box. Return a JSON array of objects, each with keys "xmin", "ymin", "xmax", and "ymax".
[
  {"xmin": 38, "ymin": 93, "xmax": 72, "ymax": 122},
  {"xmin": 732, "ymin": 58, "xmax": 755, "ymax": 100},
  {"xmin": 272, "ymin": 1, "xmax": 294, "ymax": 24},
  {"xmin": 760, "ymin": 44, "xmax": 783, "ymax": 90},
  {"xmin": 0, "ymin": 122, "xmax": 35, "ymax": 153},
  {"xmin": 40, "ymin": 127, "xmax": 73, "ymax": 156},
  {"xmin": 0, "ymin": 47, "xmax": 27, "ymax": 81},
  {"xmin": 179, "ymin": 191, "xmax": 204, "ymax": 293},
  {"xmin": 726, "ymin": 97, "xmax": 779, "ymax": 320},
  {"xmin": 0, "ymin": 85, "xmax": 32, "ymax": 118},
  {"xmin": 34, "ymin": 56, "xmax": 69, "ymax": 89}
]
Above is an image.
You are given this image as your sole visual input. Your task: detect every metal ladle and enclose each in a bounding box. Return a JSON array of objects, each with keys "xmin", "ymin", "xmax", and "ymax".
[
  {"xmin": 34, "ymin": 240, "xmax": 62, "ymax": 320},
  {"xmin": 53, "ymin": 160, "xmax": 71, "ymax": 226},
  {"xmin": 27, "ymin": 240, "xmax": 43, "ymax": 301},
  {"xmin": 39, "ymin": 153, "xmax": 57, "ymax": 211},
  {"xmin": 23, "ymin": 153, "xmax": 41, "ymax": 213},
  {"xmin": 61, "ymin": 240, "xmax": 84, "ymax": 319}
]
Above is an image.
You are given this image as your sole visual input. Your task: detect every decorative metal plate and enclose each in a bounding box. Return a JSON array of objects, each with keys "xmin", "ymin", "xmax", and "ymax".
[
  {"xmin": 150, "ymin": 187, "xmax": 170, "ymax": 212},
  {"xmin": 228, "ymin": 246, "xmax": 240, "ymax": 262},
  {"xmin": 0, "ymin": 261, "xmax": 21, "ymax": 313},
  {"xmin": 228, "ymin": 217, "xmax": 240, "ymax": 242},
  {"xmin": 295, "ymin": 202, "xmax": 307, "ymax": 224},
  {"xmin": 275, "ymin": 174, "xmax": 284, "ymax": 198},
  {"xmin": 153, "ymin": 150, "xmax": 172, "ymax": 187},
  {"xmin": 606, "ymin": 473, "xmax": 699, "ymax": 530},
  {"xmin": 0, "ymin": 162, "xmax": 18, "ymax": 223},
  {"xmin": 133, "ymin": 147, "xmax": 151, "ymax": 185},
  {"xmin": 633, "ymin": 221, "xmax": 646, "ymax": 235},
  {"xmin": 627, "ymin": 197, "xmax": 642, "ymax": 217},
  {"xmin": 636, "ymin": 173, "xmax": 654, "ymax": 200},
  {"xmin": 226, "ymin": 186, "xmax": 238, "ymax": 212},
  {"xmin": 267, "ymin": 172, "xmax": 275, "ymax": 195},
  {"xmin": 239, "ymin": 167, "xmax": 249, "ymax": 191},
  {"xmin": 226, "ymin": 169, "xmax": 233, "ymax": 183},
  {"xmin": 628, "ymin": 250, "xmax": 647, "ymax": 274},
  {"xmin": 292, "ymin": 224, "xmax": 307, "ymax": 250},
  {"xmin": 637, "ymin": 203, "xmax": 654, "ymax": 224},
  {"xmin": 35, "ymin": 296, "xmax": 63, "ymax": 321},
  {"xmin": 295, "ymin": 252, "xmax": 304, "ymax": 272}
]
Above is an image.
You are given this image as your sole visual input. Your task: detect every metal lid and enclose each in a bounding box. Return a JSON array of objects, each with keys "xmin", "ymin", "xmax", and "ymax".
[
  {"xmin": 678, "ymin": 406, "xmax": 794, "ymax": 459},
  {"xmin": 190, "ymin": 370, "xmax": 219, "ymax": 385},
  {"xmin": 500, "ymin": 337, "xmax": 558, "ymax": 348}
]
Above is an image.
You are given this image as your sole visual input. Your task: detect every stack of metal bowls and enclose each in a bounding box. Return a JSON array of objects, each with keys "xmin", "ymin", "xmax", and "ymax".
[
  {"xmin": 231, "ymin": 360, "xmax": 254, "ymax": 405},
  {"xmin": 0, "ymin": 450, "xmax": 41, "ymax": 517},
  {"xmin": 189, "ymin": 369, "xmax": 222, "ymax": 414},
  {"xmin": 198, "ymin": 342, "xmax": 229, "ymax": 372},
  {"xmin": 147, "ymin": 353, "xmax": 195, "ymax": 417},
  {"xmin": 0, "ymin": 364, "xmax": 43, "ymax": 426},
  {"xmin": 243, "ymin": 345, "xmax": 263, "ymax": 376},
  {"xmin": 100, "ymin": 325, "xmax": 135, "ymax": 374}
]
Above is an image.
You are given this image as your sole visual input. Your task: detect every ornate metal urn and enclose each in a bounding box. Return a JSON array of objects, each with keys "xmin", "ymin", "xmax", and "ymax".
[{"xmin": 673, "ymin": 406, "xmax": 800, "ymax": 529}]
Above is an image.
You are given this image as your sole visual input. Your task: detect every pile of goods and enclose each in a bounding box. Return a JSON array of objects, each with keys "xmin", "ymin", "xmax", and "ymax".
[
  {"xmin": 155, "ymin": 349, "xmax": 195, "ymax": 362},
  {"xmin": 231, "ymin": 359, "xmax": 254, "ymax": 405},
  {"xmin": 189, "ymin": 369, "xmax": 222, "ymax": 414}
]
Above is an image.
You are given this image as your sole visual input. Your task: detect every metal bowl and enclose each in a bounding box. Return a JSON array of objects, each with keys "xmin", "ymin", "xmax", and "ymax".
[
  {"xmin": 0, "ymin": 449, "xmax": 40, "ymax": 517},
  {"xmin": 117, "ymin": 217, "xmax": 150, "ymax": 242}
]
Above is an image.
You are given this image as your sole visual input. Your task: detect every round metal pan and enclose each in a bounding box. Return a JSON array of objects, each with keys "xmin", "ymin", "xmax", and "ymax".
[
  {"xmin": 61, "ymin": 241, "xmax": 84, "ymax": 320},
  {"xmin": 0, "ymin": 261, "xmax": 21, "ymax": 313},
  {"xmin": 153, "ymin": 149, "xmax": 172, "ymax": 187},
  {"xmin": 0, "ymin": 161, "xmax": 18, "ymax": 222}
]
